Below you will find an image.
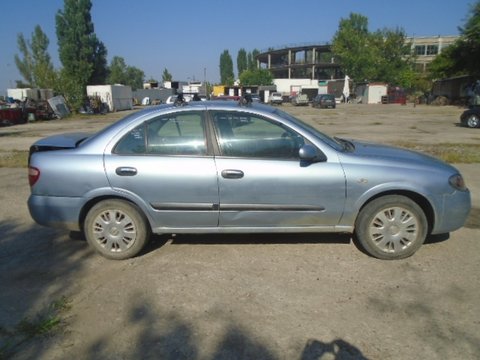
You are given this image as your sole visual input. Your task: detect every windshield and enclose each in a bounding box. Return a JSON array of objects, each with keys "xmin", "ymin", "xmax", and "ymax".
[{"xmin": 273, "ymin": 108, "xmax": 345, "ymax": 151}]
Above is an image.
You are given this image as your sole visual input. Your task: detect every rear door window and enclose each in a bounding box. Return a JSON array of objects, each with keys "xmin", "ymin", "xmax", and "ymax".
[{"xmin": 115, "ymin": 111, "xmax": 207, "ymax": 156}]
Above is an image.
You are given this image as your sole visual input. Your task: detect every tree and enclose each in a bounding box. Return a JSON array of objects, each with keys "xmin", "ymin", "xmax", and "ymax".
[
  {"xmin": 371, "ymin": 28, "xmax": 414, "ymax": 86},
  {"xmin": 125, "ymin": 66, "xmax": 145, "ymax": 90},
  {"xmin": 332, "ymin": 13, "xmax": 377, "ymax": 82},
  {"xmin": 14, "ymin": 33, "xmax": 34, "ymax": 87},
  {"xmin": 162, "ymin": 68, "xmax": 172, "ymax": 82},
  {"xmin": 106, "ymin": 56, "xmax": 145, "ymax": 90},
  {"xmin": 56, "ymin": 0, "xmax": 108, "ymax": 110},
  {"xmin": 428, "ymin": 45, "xmax": 460, "ymax": 78},
  {"xmin": 107, "ymin": 56, "xmax": 128, "ymax": 85},
  {"xmin": 219, "ymin": 50, "xmax": 234, "ymax": 85},
  {"xmin": 239, "ymin": 68, "xmax": 273, "ymax": 86},
  {"xmin": 14, "ymin": 25, "xmax": 56, "ymax": 89},
  {"xmin": 248, "ymin": 49, "xmax": 260, "ymax": 70},
  {"xmin": 332, "ymin": 13, "xmax": 414, "ymax": 88},
  {"xmin": 237, "ymin": 48, "xmax": 247, "ymax": 76},
  {"xmin": 429, "ymin": 1, "xmax": 480, "ymax": 79}
]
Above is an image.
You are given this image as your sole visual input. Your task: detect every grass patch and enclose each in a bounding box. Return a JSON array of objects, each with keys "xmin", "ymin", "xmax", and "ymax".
[
  {"xmin": 0, "ymin": 297, "xmax": 71, "ymax": 359},
  {"xmin": 0, "ymin": 151, "xmax": 29, "ymax": 168},
  {"xmin": 0, "ymin": 132, "xmax": 26, "ymax": 138},
  {"xmin": 394, "ymin": 142, "xmax": 480, "ymax": 163}
]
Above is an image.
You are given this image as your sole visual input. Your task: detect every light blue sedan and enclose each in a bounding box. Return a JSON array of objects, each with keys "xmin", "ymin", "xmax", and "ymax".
[{"xmin": 28, "ymin": 101, "xmax": 471, "ymax": 260}]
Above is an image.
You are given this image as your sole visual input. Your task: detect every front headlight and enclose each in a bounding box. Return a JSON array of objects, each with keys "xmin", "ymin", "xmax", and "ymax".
[{"xmin": 449, "ymin": 174, "xmax": 467, "ymax": 191}]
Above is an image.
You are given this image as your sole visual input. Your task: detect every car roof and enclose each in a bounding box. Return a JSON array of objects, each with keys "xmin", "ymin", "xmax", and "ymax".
[
  {"xmin": 114, "ymin": 100, "xmax": 278, "ymax": 127},
  {"xmin": 80, "ymin": 100, "xmax": 281, "ymax": 149}
]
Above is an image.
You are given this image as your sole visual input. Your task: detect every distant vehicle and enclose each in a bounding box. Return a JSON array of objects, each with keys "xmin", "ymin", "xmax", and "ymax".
[
  {"xmin": 212, "ymin": 95, "xmax": 241, "ymax": 101},
  {"xmin": 250, "ymin": 94, "xmax": 261, "ymax": 103},
  {"xmin": 312, "ymin": 94, "xmax": 336, "ymax": 109},
  {"xmin": 165, "ymin": 94, "xmax": 192, "ymax": 104},
  {"xmin": 268, "ymin": 92, "xmax": 283, "ymax": 105},
  {"xmin": 460, "ymin": 106, "xmax": 480, "ymax": 128},
  {"xmin": 28, "ymin": 101, "xmax": 471, "ymax": 260},
  {"xmin": 291, "ymin": 94, "xmax": 309, "ymax": 106}
]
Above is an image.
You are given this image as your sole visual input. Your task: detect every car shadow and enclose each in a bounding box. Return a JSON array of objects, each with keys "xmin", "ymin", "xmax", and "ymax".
[{"xmin": 143, "ymin": 232, "xmax": 352, "ymax": 255}]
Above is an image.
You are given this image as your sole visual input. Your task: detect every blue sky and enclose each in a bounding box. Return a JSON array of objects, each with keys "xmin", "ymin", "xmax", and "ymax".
[{"xmin": 0, "ymin": 0, "xmax": 474, "ymax": 93}]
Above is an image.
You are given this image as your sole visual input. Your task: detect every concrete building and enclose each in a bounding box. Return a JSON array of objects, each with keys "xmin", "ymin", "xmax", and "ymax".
[
  {"xmin": 256, "ymin": 43, "xmax": 343, "ymax": 81},
  {"xmin": 407, "ymin": 35, "xmax": 459, "ymax": 72},
  {"xmin": 255, "ymin": 36, "xmax": 459, "ymax": 98}
]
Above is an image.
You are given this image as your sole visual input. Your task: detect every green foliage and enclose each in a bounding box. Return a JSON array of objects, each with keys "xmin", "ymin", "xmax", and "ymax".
[
  {"xmin": 162, "ymin": 68, "xmax": 172, "ymax": 82},
  {"xmin": 14, "ymin": 25, "xmax": 56, "ymax": 89},
  {"xmin": 247, "ymin": 49, "xmax": 260, "ymax": 70},
  {"xmin": 107, "ymin": 56, "xmax": 145, "ymax": 90},
  {"xmin": 372, "ymin": 28, "xmax": 414, "ymax": 86},
  {"xmin": 332, "ymin": 13, "xmax": 413, "ymax": 87},
  {"xmin": 220, "ymin": 49, "xmax": 234, "ymax": 85},
  {"xmin": 332, "ymin": 13, "xmax": 377, "ymax": 82},
  {"xmin": 55, "ymin": 69, "xmax": 87, "ymax": 112},
  {"xmin": 237, "ymin": 48, "xmax": 247, "ymax": 76},
  {"xmin": 14, "ymin": 33, "xmax": 34, "ymax": 87},
  {"xmin": 429, "ymin": 1, "xmax": 480, "ymax": 79},
  {"xmin": 239, "ymin": 68, "xmax": 273, "ymax": 86},
  {"xmin": 56, "ymin": 0, "xmax": 108, "ymax": 110},
  {"xmin": 0, "ymin": 297, "xmax": 71, "ymax": 359}
]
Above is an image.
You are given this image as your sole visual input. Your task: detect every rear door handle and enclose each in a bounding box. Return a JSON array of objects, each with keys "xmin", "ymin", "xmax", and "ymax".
[
  {"xmin": 116, "ymin": 167, "xmax": 137, "ymax": 176},
  {"xmin": 221, "ymin": 169, "xmax": 244, "ymax": 179}
]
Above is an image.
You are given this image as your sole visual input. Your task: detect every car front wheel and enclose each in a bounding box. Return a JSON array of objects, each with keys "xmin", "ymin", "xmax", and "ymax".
[
  {"xmin": 466, "ymin": 113, "xmax": 480, "ymax": 128},
  {"xmin": 84, "ymin": 199, "xmax": 150, "ymax": 260},
  {"xmin": 355, "ymin": 195, "xmax": 427, "ymax": 260}
]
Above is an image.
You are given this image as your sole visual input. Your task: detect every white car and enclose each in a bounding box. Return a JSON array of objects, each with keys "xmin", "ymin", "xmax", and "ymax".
[
  {"xmin": 268, "ymin": 92, "xmax": 283, "ymax": 105},
  {"xmin": 165, "ymin": 94, "xmax": 193, "ymax": 104}
]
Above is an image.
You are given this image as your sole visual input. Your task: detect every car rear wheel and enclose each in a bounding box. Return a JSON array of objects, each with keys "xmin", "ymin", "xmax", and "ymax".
[
  {"xmin": 355, "ymin": 195, "xmax": 427, "ymax": 260},
  {"xmin": 85, "ymin": 199, "xmax": 150, "ymax": 260},
  {"xmin": 466, "ymin": 113, "xmax": 480, "ymax": 128}
]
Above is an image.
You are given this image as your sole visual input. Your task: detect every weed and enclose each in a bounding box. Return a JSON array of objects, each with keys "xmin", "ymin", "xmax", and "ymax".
[
  {"xmin": 0, "ymin": 297, "xmax": 71, "ymax": 359},
  {"xmin": 394, "ymin": 142, "xmax": 480, "ymax": 163},
  {"xmin": 0, "ymin": 151, "xmax": 29, "ymax": 168}
]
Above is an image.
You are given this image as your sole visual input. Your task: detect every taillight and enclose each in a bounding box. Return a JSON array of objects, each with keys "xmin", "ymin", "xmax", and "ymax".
[{"xmin": 28, "ymin": 166, "xmax": 40, "ymax": 187}]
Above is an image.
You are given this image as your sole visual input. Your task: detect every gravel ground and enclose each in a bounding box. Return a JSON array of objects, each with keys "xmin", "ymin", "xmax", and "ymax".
[{"xmin": 0, "ymin": 103, "xmax": 479, "ymax": 360}]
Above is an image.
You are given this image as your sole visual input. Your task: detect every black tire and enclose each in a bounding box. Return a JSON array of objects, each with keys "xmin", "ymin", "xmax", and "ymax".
[
  {"xmin": 466, "ymin": 113, "xmax": 480, "ymax": 128},
  {"xmin": 354, "ymin": 195, "xmax": 427, "ymax": 260},
  {"xmin": 84, "ymin": 199, "xmax": 150, "ymax": 260}
]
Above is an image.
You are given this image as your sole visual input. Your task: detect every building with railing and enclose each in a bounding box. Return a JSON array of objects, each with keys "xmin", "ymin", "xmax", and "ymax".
[{"xmin": 256, "ymin": 43, "xmax": 343, "ymax": 81}]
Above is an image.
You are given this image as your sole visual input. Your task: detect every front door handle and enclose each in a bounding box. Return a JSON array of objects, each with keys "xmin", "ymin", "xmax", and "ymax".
[
  {"xmin": 221, "ymin": 169, "xmax": 244, "ymax": 179},
  {"xmin": 116, "ymin": 167, "xmax": 137, "ymax": 176}
]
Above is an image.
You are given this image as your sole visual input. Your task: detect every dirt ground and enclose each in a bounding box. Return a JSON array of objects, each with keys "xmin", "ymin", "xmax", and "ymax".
[{"xmin": 0, "ymin": 103, "xmax": 479, "ymax": 360}]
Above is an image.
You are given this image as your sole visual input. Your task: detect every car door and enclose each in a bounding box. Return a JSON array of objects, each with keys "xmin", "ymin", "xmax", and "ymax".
[
  {"xmin": 104, "ymin": 110, "xmax": 219, "ymax": 230},
  {"xmin": 210, "ymin": 110, "xmax": 346, "ymax": 228}
]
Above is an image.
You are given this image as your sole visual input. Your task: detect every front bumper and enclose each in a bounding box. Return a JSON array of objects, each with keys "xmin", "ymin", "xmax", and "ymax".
[{"xmin": 431, "ymin": 190, "xmax": 471, "ymax": 234}]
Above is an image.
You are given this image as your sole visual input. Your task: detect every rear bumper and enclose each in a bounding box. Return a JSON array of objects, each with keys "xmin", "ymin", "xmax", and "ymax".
[{"xmin": 28, "ymin": 195, "xmax": 83, "ymax": 231}]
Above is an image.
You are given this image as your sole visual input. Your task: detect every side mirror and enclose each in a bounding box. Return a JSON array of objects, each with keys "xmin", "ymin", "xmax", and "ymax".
[{"xmin": 299, "ymin": 144, "xmax": 327, "ymax": 163}]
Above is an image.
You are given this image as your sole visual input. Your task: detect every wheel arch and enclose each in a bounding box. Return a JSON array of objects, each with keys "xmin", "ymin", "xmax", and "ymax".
[
  {"xmin": 79, "ymin": 195, "xmax": 152, "ymax": 232},
  {"xmin": 357, "ymin": 190, "xmax": 435, "ymax": 234}
]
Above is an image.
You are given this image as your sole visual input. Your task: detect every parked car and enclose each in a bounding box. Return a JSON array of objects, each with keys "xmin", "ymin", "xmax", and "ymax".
[
  {"xmin": 28, "ymin": 100, "xmax": 471, "ymax": 260},
  {"xmin": 165, "ymin": 94, "xmax": 193, "ymax": 104},
  {"xmin": 312, "ymin": 94, "xmax": 336, "ymax": 109},
  {"xmin": 250, "ymin": 94, "xmax": 261, "ymax": 103},
  {"xmin": 291, "ymin": 94, "xmax": 309, "ymax": 106},
  {"xmin": 212, "ymin": 95, "xmax": 241, "ymax": 101},
  {"xmin": 460, "ymin": 106, "xmax": 480, "ymax": 128},
  {"xmin": 268, "ymin": 92, "xmax": 283, "ymax": 105}
]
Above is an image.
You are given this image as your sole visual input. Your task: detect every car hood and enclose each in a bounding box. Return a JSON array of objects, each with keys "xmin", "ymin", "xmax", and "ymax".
[
  {"xmin": 32, "ymin": 132, "xmax": 91, "ymax": 148},
  {"xmin": 348, "ymin": 139, "xmax": 453, "ymax": 170}
]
